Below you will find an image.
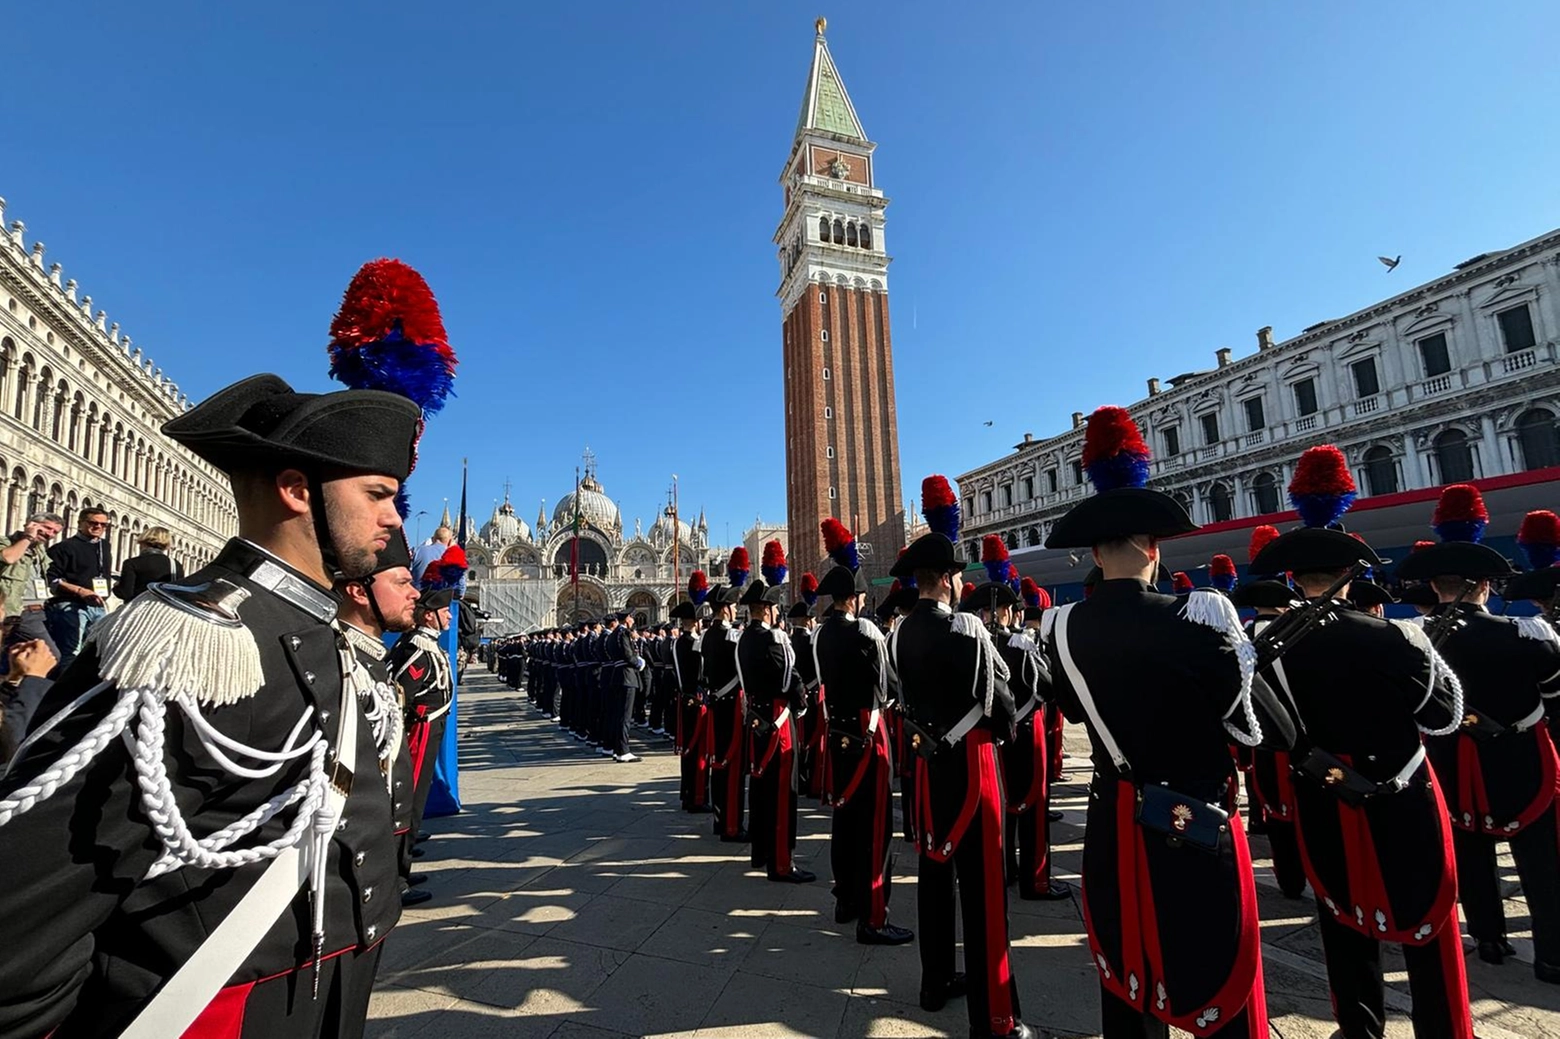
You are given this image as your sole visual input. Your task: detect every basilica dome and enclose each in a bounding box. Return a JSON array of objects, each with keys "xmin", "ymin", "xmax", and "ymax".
[
  {"xmin": 552, "ymin": 475, "xmax": 621, "ymax": 533},
  {"xmin": 481, "ymin": 500, "xmax": 530, "ymax": 544},
  {"xmin": 651, "ymin": 506, "xmax": 692, "ymax": 545}
]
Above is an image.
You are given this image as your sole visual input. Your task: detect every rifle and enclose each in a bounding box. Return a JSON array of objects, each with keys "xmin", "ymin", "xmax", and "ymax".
[
  {"xmin": 1252, "ymin": 561, "xmax": 1369, "ymax": 670},
  {"xmin": 1423, "ymin": 578, "xmax": 1475, "ymax": 649}
]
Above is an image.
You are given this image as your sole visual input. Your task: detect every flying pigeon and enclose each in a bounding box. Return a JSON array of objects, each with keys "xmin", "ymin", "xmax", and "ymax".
[
  {"xmin": 983, "ymin": 420, "xmax": 994, "ymax": 427},
  {"xmin": 1378, "ymin": 255, "xmax": 1401, "ymax": 272}
]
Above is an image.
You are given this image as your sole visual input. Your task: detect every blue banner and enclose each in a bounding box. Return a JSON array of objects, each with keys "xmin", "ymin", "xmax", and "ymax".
[{"xmin": 426, "ymin": 601, "xmax": 463, "ymax": 816}]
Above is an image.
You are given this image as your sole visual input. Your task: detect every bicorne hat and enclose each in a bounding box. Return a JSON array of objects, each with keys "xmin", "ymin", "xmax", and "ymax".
[{"xmin": 1045, "ymin": 408, "xmax": 1198, "ymax": 549}]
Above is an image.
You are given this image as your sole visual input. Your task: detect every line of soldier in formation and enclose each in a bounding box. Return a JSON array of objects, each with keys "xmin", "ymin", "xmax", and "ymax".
[{"xmin": 498, "ymin": 407, "xmax": 1560, "ymax": 1039}]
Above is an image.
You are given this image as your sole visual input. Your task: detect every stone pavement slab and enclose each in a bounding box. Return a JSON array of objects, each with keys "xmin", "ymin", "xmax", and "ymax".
[{"xmin": 369, "ymin": 671, "xmax": 1560, "ymax": 1039}]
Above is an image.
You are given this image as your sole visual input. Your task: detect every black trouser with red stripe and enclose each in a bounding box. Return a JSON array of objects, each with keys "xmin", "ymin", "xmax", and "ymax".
[
  {"xmin": 178, "ymin": 944, "xmax": 383, "ymax": 1039},
  {"xmin": 748, "ymin": 709, "xmax": 798, "ymax": 876},
  {"xmin": 1317, "ymin": 906, "xmax": 1472, "ymax": 1039},
  {"xmin": 710, "ymin": 695, "xmax": 747, "ymax": 837},
  {"xmin": 1266, "ymin": 820, "xmax": 1306, "ymax": 898},
  {"xmin": 918, "ymin": 737, "xmax": 1022, "ymax": 1038},
  {"xmin": 830, "ymin": 732, "xmax": 895, "ymax": 927},
  {"xmin": 1455, "ymin": 807, "xmax": 1560, "ymax": 966}
]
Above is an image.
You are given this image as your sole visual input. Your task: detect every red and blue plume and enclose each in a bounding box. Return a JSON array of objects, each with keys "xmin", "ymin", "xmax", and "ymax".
[
  {"xmin": 1081, "ymin": 406, "xmax": 1151, "ymax": 492},
  {"xmin": 821, "ymin": 518, "xmax": 859, "ymax": 571},
  {"xmin": 1006, "ymin": 561, "xmax": 1023, "ymax": 597},
  {"xmin": 422, "ymin": 544, "xmax": 467, "ymax": 591},
  {"xmin": 1210, "ymin": 554, "xmax": 1237, "ymax": 593},
  {"xmin": 799, "ymin": 572, "xmax": 819, "ymax": 606},
  {"xmin": 1021, "ymin": 576, "xmax": 1042, "ymax": 608},
  {"xmin": 889, "ymin": 580, "xmax": 902, "ymax": 597},
  {"xmin": 727, "ymin": 547, "xmax": 750, "ymax": 588},
  {"xmin": 1033, "ymin": 585, "xmax": 1053, "ymax": 610},
  {"xmin": 898, "ymin": 547, "xmax": 916, "ymax": 589},
  {"xmin": 1432, "ymin": 484, "xmax": 1488, "ymax": 543},
  {"xmin": 688, "ymin": 570, "xmax": 710, "ymax": 605},
  {"xmin": 1288, "ymin": 445, "xmax": 1356, "ymax": 528},
  {"xmin": 921, "ymin": 475, "xmax": 961, "ymax": 543},
  {"xmin": 1518, "ymin": 510, "xmax": 1560, "ymax": 570},
  {"xmin": 1249, "ymin": 525, "xmax": 1280, "ymax": 563},
  {"xmin": 761, "ymin": 540, "xmax": 788, "ymax": 586},
  {"xmin": 328, "ymin": 259, "xmax": 458, "ymax": 415},
  {"xmin": 981, "ymin": 535, "xmax": 1009, "ymax": 583},
  {"xmin": 1172, "ymin": 571, "xmax": 1194, "ymax": 594},
  {"xmin": 1412, "ymin": 540, "xmax": 1435, "ymax": 553},
  {"xmin": 960, "ymin": 581, "xmax": 975, "ymax": 603}
]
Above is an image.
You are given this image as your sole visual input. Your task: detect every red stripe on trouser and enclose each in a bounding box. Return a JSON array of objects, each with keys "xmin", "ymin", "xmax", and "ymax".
[
  {"xmin": 407, "ymin": 717, "xmax": 431, "ymax": 790},
  {"xmin": 180, "ymin": 980, "xmax": 256, "ymax": 1038},
  {"xmin": 868, "ymin": 722, "xmax": 890, "ymax": 927},
  {"xmin": 776, "ymin": 743, "xmax": 793, "ymax": 874},
  {"xmin": 1431, "ymin": 906, "xmax": 1476, "ymax": 1039},
  {"xmin": 1456, "ymin": 733, "xmax": 1486, "ymax": 830},
  {"xmin": 1115, "ymin": 780, "xmax": 1147, "ymax": 1003},
  {"xmin": 722, "ymin": 701, "xmax": 744, "ymax": 836},
  {"xmin": 976, "ymin": 739, "xmax": 1015, "ymax": 1033}
]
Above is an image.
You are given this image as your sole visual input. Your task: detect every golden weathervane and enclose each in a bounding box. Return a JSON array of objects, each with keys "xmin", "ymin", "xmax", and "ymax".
[{"xmin": 816, "ymin": 16, "xmax": 827, "ymax": 35}]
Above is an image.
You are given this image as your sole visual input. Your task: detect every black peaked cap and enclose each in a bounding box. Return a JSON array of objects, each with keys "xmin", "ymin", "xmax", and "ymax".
[
  {"xmin": 1229, "ymin": 579, "xmax": 1300, "ymax": 610},
  {"xmin": 164, "ymin": 374, "xmax": 421, "ymax": 480},
  {"xmin": 1045, "ymin": 488, "xmax": 1198, "ymax": 550},
  {"xmin": 892, "ymin": 533, "xmax": 961, "ymax": 578},
  {"xmin": 1347, "ymin": 580, "xmax": 1397, "ymax": 608},
  {"xmin": 739, "ymin": 579, "xmax": 786, "ymax": 607},
  {"xmin": 1250, "ymin": 528, "xmax": 1383, "ymax": 576},
  {"xmin": 1396, "ymin": 541, "xmax": 1517, "ymax": 582}
]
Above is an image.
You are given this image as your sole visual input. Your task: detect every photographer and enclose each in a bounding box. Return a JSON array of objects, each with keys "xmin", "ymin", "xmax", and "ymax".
[{"xmin": 0, "ymin": 512, "xmax": 63, "ymax": 623}]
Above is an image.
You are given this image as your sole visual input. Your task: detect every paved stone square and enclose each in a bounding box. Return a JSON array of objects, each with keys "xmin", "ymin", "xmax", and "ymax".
[{"xmin": 369, "ymin": 672, "xmax": 1560, "ymax": 1038}]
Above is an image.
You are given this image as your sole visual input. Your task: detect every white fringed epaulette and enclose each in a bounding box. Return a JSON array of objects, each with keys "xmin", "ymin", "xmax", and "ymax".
[
  {"xmin": 94, "ymin": 581, "xmax": 264, "ymax": 708},
  {"xmin": 1181, "ymin": 588, "xmax": 1262, "ymax": 747},
  {"xmin": 727, "ymin": 626, "xmax": 743, "ymax": 644},
  {"xmin": 856, "ymin": 617, "xmax": 886, "ymax": 643},
  {"xmin": 409, "ymin": 629, "xmax": 443, "ymax": 658},
  {"xmin": 1515, "ymin": 615, "xmax": 1560, "ymax": 644}
]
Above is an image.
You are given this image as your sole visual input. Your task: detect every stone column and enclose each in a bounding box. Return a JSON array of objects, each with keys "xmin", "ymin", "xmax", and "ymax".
[
  {"xmin": 1400, "ymin": 433, "xmax": 1426, "ymax": 489},
  {"xmin": 1479, "ymin": 415, "xmax": 1503, "ymax": 477}
]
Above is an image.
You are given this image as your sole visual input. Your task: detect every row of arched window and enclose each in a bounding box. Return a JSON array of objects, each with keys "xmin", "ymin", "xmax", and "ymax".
[
  {"xmin": 818, "ymin": 216, "xmax": 872, "ymax": 249},
  {"xmin": 0, "ymin": 460, "xmax": 213, "ymax": 573},
  {"xmin": 967, "ymin": 410, "xmax": 1560, "ymax": 546},
  {"xmin": 0, "ymin": 337, "xmax": 236, "ymax": 535}
]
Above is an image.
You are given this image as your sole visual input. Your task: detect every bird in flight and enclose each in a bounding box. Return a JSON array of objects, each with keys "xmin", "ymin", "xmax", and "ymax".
[
  {"xmin": 1378, "ymin": 255, "xmax": 1401, "ymax": 272},
  {"xmin": 983, "ymin": 420, "xmax": 994, "ymax": 427}
]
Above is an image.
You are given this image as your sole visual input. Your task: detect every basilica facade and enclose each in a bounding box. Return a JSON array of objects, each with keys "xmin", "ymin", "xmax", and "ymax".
[{"xmin": 466, "ymin": 461, "xmax": 730, "ymax": 633}]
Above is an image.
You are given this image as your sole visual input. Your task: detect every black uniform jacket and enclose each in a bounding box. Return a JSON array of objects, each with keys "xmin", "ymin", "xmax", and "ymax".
[
  {"xmin": 1044, "ymin": 580, "xmax": 1294, "ymax": 1032},
  {"xmin": 1426, "ymin": 604, "xmax": 1560, "ymax": 834},
  {"xmin": 814, "ymin": 612, "xmax": 887, "ymax": 721},
  {"xmin": 388, "ymin": 628, "xmax": 453, "ymax": 717},
  {"xmin": 891, "ymin": 598, "xmax": 1015, "ymax": 861},
  {"xmin": 737, "ymin": 623, "xmax": 805, "ymax": 772},
  {"xmin": 1000, "ymin": 627, "xmax": 1052, "ymax": 813},
  {"xmin": 345, "ymin": 626, "xmax": 414, "ymax": 836},
  {"xmin": 702, "ymin": 621, "xmax": 743, "ymax": 764},
  {"xmin": 1274, "ymin": 600, "xmax": 1460, "ymax": 942},
  {"xmin": 613, "ymin": 626, "xmax": 645, "ymax": 691},
  {"xmin": 0, "ymin": 539, "xmax": 400, "ymax": 1038}
]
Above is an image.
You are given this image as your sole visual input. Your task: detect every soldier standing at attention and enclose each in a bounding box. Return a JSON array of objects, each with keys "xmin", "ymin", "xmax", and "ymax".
[
  {"xmin": 891, "ymin": 476, "xmax": 1033, "ymax": 1039},
  {"xmin": 1403, "ymin": 493, "xmax": 1560, "ymax": 982},
  {"xmin": 814, "ymin": 520, "xmax": 912, "ymax": 944},
  {"xmin": 674, "ymin": 573, "xmax": 712, "ymax": 813},
  {"xmin": 0, "ymin": 373, "xmax": 422, "ymax": 1036},
  {"xmin": 1043, "ymin": 408, "xmax": 1296, "ymax": 1039},
  {"xmin": 1249, "ymin": 447, "xmax": 1472, "ymax": 1039},
  {"xmin": 703, "ymin": 570, "xmax": 749, "ymax": 843}
]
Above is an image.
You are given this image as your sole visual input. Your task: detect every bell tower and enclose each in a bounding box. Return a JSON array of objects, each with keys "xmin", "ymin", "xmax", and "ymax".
[{"xmin": 777, "ymin": 17, "xmax": 904, "ymax": 583}]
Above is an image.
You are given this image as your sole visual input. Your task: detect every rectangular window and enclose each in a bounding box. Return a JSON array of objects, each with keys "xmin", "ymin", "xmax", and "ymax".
[
  {"xmin": 1070, "ymin": 460, "xmax": 1083, "ymax": 485},
  {"xmin": 1200, "ymin": 412, "xmax": 1220, "ymax": 446},
  {"xmin": 1000, "ymin": 485, "xmax": 1012, "ymax": 507},
  {"xmin": 1046, "ymin": 469, "xmax": 1058, "ymax": 494},
  {"xmin": 1498, "ymin": 304, "xmax": 1537, "ymax": 353},
  {"xmin": 1418, "ymin": 332, "xmax": 1451, "ymax": 376},
  {"xmin": 1293, "ymin": 378, "xmax": 1318, "ymax": 416},
  {"xmin": 1162, "ymin": 426, "xmax": 1181, "ymax": 456},
  {"xmin": 1242, "ymin": 396, "xmax": 1265, "ymax": 432},
  {"xmin": 820, "ymin": 291, "xmax": 828, "ymax": 304},
  {"xmin": 1351, "ymin": 358, "xmax": 1380, "ymax": 398},
  {"xmin": 981, "ymin": 491, "xmax": 993, "ymax": 513},
  {"xmin": 1021, "ymin": 477, "xmax": 1034, "ymax": 500}
]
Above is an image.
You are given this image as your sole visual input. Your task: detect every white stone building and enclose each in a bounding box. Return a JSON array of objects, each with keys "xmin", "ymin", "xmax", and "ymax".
[
  {"xmin": 0, "ymin": 198, "xmax": 236, "ymax": 572},
  {"xmin": 958, "ymin": 227, "xmax": 1560, "ymax": 563},
  {"xmin": 466, "ymin": 454, "xmax": 735, "ymax": 633}
]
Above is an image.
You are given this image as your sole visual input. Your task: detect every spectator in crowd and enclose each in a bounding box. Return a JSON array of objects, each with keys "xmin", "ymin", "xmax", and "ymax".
[
  {"xmin": 44, "ymin": 507, "xmax": 114, "ymax": 668},
  {"xmin": 0, "ymin": 625, "xmax": 59, "ymax": 763},
  {"xmin": 411, "ymin": 525, "xmax": 454, "ymax": 584},
  {"xmin": 0, "ymin": 512, "xmax": 64, "ymax": 622},
  {"xmin": 114, "ymin": 526, "xmax": 184, "ymax": 603}
]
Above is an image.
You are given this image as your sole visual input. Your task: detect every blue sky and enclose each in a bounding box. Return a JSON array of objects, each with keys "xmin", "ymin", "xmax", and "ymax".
[{"xmin": 5, "ymin": 2, "xmax": 1559, "ymax": 547}]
